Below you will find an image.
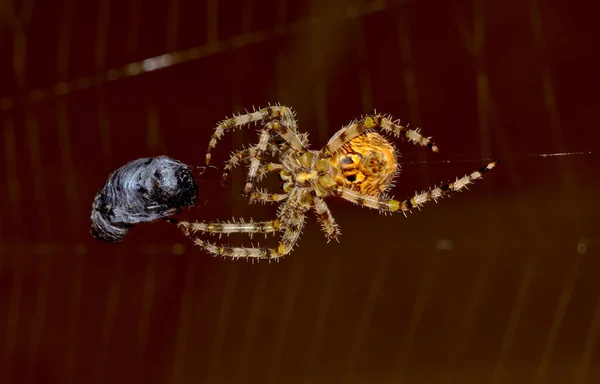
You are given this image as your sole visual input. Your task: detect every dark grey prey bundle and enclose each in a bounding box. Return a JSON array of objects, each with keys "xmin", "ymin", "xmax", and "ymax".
[{"xmin": 91, "ymin": 156, "xmax": 198, "ymax": 242}]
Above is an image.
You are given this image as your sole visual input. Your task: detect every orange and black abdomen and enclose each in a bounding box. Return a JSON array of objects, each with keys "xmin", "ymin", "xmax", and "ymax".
[{"xmin": 330, "ymin": 132, "xmax": 398, "ymax": 196}]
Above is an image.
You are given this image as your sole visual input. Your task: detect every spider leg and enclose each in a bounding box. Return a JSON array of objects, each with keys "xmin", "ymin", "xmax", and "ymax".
[
  {"xmin": 221, "ymin": 145, "xmax": 287, "ymax": 202},
  {"xmin": 249, "ymin": 189, "xmax": 289, "ymax": 205},
  {"xmin": 221, "ymin": 147, "xmax": 286, "ymax": 202},
  {"xmin": 181, "ymin": 192, "xmax": 307, "ymax": 260},
  {"xmin": 184, "ymin": 202, "xmax": 305, "ymax": 260},
  {"xmin": 243, "ymin": 127, "xmax": 273, "ymax": 197},
  {"xmin": 222, "ymin": 143, "xmax": 279, "ymax": 185},
  {"xmin": 312, "ymin": 196, "xmax": 341, "ymax": 242},
  {"xmin": 256, "ymin": 163, "xmax": 285, "ymax": 178},
  {"xmin": 320, "ymin": 114, "xmax": 439, "ymax": 157},
  {"xmin": 333, "ymin": 160, "xmax": 498, "ymax": 214},
  {"xmin": 178, "ymin": 218, "xmax": 281, "ymax": 237},
  {"xmin": 205, "ymin": 105, "xmax": 307, "ymax": 166}
]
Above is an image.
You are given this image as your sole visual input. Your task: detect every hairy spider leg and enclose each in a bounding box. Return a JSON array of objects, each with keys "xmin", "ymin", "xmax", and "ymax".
[
  {"xmin": 222, "ymin": 150, "xmax": 288, "ymax": 203},
  {"xmin": 312, "ymin": 196, "xmax": 341, "ymax": 241},
  {"xmin": 241, "ymin": 128, "xmax": 313, "ymax": 198},
  {"xmin": 178, "ymin": 218, "xmax": 282, "ymax": 238},
  {"xmin": 243, "ymin": 127, "xmax": 273, "ymax": 197},
  {"xmin": 205, "ymin": 105, "xmax": 307, "ymax": 166},
  {"xmin": 182, "ymin": 193, "xmax": 308, "ymax": 260},
  {"xmin": 249, "ymin": 189, "xmax": 289, "ymax": 205},
  {"xmin": 333, "ymin": 160, "xmax": 498, "ymax": 214},
  {"xmin": 222, "ymin": 143, "xmax": 280, "ymax": 185},
  {"xmin": 223, "ymin": 149, "xmax": 289, "ymax": 203},
  {"xmin": 255, "ymin": 163, "xmax": 285, "ymax": 179},
  {"xmin": 320, "ymin": 114, "xmax": 439, "ymax": 158}
]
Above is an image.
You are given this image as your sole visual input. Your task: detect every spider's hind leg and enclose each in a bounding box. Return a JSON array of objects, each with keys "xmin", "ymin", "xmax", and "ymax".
[
  {"xmin": 320, "ymin": 114, "xmax": 439, "ymax": 157},
  {"xmin": 334, "ymin": 159, "xmax": 498, "ymax": 214}
]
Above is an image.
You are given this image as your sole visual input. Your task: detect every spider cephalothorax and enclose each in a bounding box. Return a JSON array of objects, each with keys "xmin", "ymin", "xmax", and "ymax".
[{"xmin": 174, "ymin": 105, "xmax": 497, "ymax": 260}]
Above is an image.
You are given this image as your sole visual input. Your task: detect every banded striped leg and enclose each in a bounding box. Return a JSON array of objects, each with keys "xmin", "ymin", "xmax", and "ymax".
[
  {"xmin": 249, "ymin": 189, "xmax": 288, "ymax": 205},
  {"xmin": 222, "ymin": 143, "xmax": 280, "ymax": 185},
  {"xmin": 183, "ymin": 209, "xmax": 307, "ymax": 260},
  {"xmin": 320, "ymin": 114, "xmax": 439, "ymax": 158},
  {"xmin": 252, "ymin": 163, "xmax": 287, "ymax": 201},
  {"xmin": 242, "ymin": 127, "xmax": 309, "ymax": 197},
  {"xmin": 333, "ymin": 160, "xmax": 498, "ymax": 214},
  {"xmin": 243, "ymin": 127, "xmax": 272, "ymax": 197},
  {"xmin": 222, "ymin": 147, "xmax": 287, "ymax": 203},
  {"xmin": 256, "ymin": 163, "xmax": 285, "ymax": 179},
  {"xmin": 178, "ymin": 218, "xmax": 281, "ymax": 239},
  {"xmin": 205, "ymin": 105, "xmax": 307, "ymax": 165},
  {"xmin": 312, "ymin": 196, "xmax": 341, "ymax": 241}
]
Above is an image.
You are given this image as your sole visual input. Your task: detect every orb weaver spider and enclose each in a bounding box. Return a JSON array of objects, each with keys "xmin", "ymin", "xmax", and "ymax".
[{"xmin": 175, "ymin": 105, "xmax": 498, "ymax": 260}]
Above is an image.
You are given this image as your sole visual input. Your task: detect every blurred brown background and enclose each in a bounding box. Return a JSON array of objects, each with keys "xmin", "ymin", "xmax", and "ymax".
[{"xmin": 0, "ymin": 0, "xmax": 599, "ymax": 383}]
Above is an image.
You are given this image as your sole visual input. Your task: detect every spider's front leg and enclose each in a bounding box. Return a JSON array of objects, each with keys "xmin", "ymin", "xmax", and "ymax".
[
  {"xmin": 221, "ymin": 143, "xmax": 280, "ymax": 185},
  {"xmin": 221, "ymin": 146, "xmax": 288, "ymax": 203},
  {"xmin": 320, "ymin": 114, "xmax": 439, "ymax": 158},
  {"xmin": 242, "ymin": 127, "xmax": 273, "ymax": 197},
  {"xmin": 334, "ymin": 160, "xmax": 498, "ymax": 214},
  {"xmin": 248, "ymin": 189, "xmax": 288, "ymax": 205},
  {"xmin": 205, "ymin": 105, "xmax": 306, "ymax": 166},
  {"xmin": 178, "ymin": 218, "xmax": 281, "ymax": 238},
  {"xmin": 180, "ymin": 192, "xmax": 308, "ymax": 260},
  {"xmin": 242, "ymin": 121, "xmax": 310, "ymax": 197},
  {"xmin": 180, "ymin": 210, "xmax": 306, "ymax": 260}
]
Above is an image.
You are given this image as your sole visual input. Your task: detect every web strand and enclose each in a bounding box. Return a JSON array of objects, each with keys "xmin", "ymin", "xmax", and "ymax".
[
  {"xmin": 0, "ymin": 0, "xmax": 397, "ymax": 112},
  {"xmin": 398, "ymin": 151, "xmax": 594, "ymax": 165}
]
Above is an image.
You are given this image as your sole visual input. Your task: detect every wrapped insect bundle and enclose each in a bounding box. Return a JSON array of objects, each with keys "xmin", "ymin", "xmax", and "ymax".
[{"xmin": 91, "ymin": 156, "xmax": 199, "ymax": 242}]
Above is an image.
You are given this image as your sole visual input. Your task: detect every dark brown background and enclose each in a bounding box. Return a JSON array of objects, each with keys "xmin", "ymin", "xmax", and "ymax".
[{"xmin": 0, "ymin": 0, "xmax": 599, "ymax": 383}]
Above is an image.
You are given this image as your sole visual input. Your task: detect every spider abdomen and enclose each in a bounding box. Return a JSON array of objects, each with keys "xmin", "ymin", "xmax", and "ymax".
[{"xmin": 329, "ymin": 132, "xmax": 398, "ymax": 196}]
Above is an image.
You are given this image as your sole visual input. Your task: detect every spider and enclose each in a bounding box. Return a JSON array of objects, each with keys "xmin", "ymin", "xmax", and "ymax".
[{"xmin": 175, "ymin": 105, "xmax": 498, "ymax": 260}]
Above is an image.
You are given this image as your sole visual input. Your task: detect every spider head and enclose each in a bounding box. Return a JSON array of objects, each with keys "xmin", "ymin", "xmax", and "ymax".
[{"xmin": 330, "ymin": 132, "xmax": 398, "ymax": 195}]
